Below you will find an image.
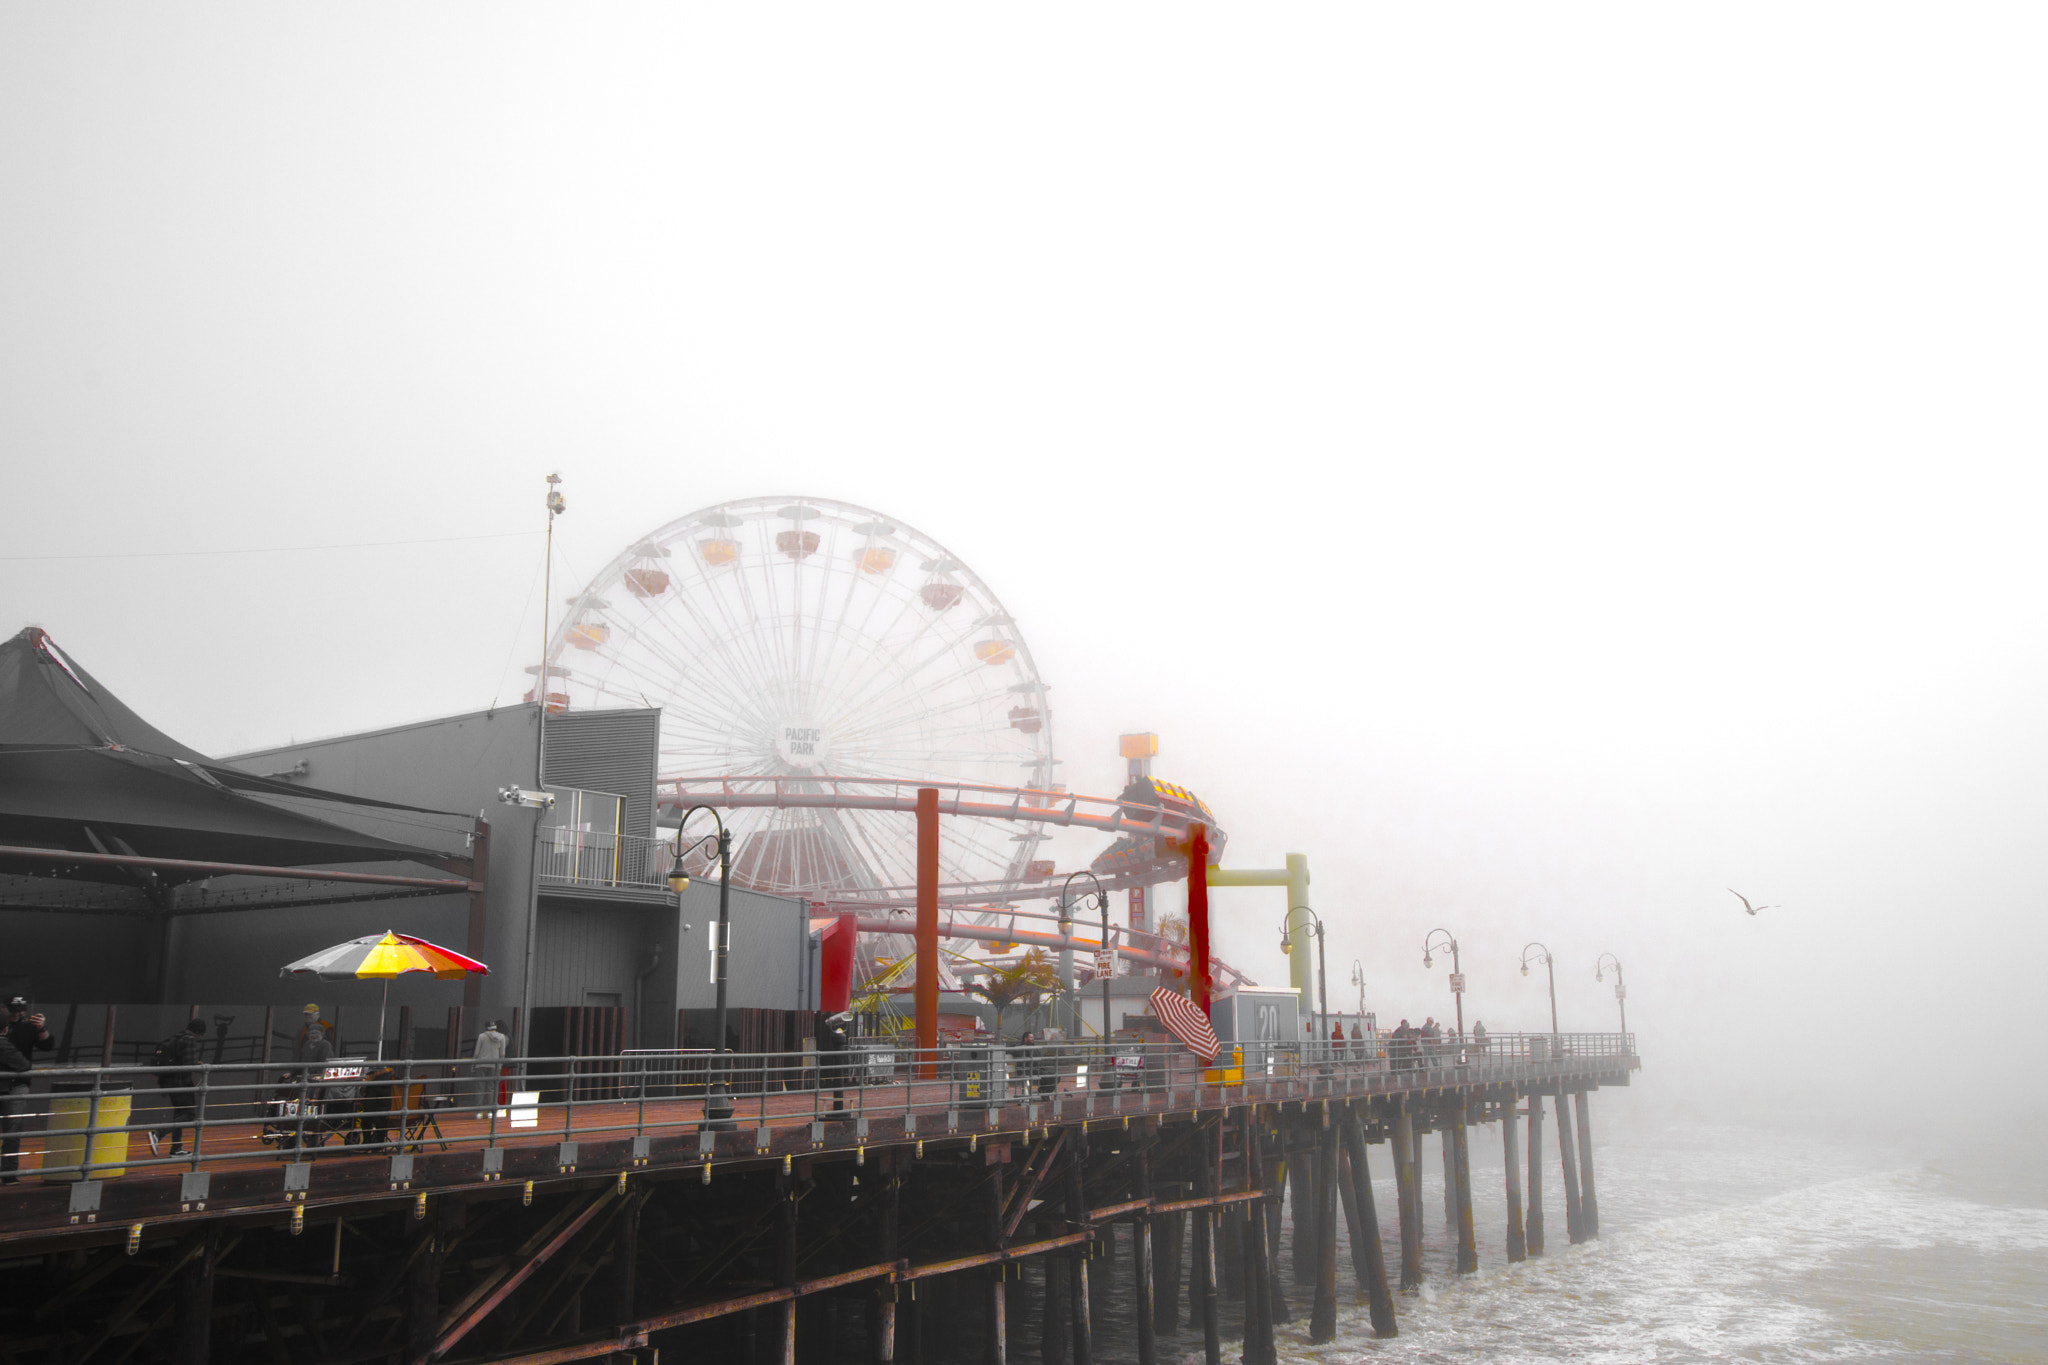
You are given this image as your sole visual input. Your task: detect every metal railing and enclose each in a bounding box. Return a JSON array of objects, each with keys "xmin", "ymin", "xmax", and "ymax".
[
  {"xmin": 535, "ymin": 828, "xmax": 673, "ymax": 891},
  {"xmin": 0, "ymin": 1031, "xmax": 1636, "ymax": 1187}
]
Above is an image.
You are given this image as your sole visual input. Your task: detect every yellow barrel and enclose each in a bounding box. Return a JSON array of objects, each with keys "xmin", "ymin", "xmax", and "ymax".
[{"xmin": 41, "ymin": 1085, "xmax": 133, "ymax": 1181}]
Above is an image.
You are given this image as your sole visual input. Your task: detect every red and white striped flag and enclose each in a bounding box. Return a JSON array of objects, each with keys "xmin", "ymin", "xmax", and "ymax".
[{"xmin": 1149, "ymin": 986, "xmax": 1220, "ymax": 1062}]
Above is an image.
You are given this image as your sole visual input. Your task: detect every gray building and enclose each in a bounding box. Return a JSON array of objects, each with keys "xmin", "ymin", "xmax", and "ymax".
[{"xmin": 229, "ymin": 703, "xmax": 818, "ymax": 1055}]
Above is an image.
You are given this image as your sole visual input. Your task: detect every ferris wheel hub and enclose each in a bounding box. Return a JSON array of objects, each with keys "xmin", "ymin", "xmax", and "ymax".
[{"xmin": 775, "ymin": 720, "xmax": 830, "ymax": 768}]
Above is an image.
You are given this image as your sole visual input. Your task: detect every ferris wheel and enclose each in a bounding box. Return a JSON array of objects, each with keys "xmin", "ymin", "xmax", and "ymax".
[{"xmin": 544, "ymin": 496, "xmax": 1057, "ymax": 901}]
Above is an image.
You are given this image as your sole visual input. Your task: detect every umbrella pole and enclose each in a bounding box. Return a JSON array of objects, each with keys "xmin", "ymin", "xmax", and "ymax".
[{"xmin": 378, "ymin": 979, "xmax": 389, "ymax": 1062}]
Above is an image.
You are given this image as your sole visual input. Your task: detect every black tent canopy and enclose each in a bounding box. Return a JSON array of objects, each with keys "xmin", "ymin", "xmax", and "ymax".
[{"xmin": 0, "ymin": 627, "xmax": 464, "ymax": 886}]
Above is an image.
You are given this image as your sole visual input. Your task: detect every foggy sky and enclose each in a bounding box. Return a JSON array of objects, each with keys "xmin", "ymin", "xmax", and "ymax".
[{"xmin": 7, "ymin": 5, "xmax": 2045, "ymax": 1135}]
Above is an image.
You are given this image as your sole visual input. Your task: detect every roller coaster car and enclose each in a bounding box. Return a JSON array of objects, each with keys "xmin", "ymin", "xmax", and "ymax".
[{"xmin": 1091, "ymin": 777, "xmax": 1228, "ymax": 880}]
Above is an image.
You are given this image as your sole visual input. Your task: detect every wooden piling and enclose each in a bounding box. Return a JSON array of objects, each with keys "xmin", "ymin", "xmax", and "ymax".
[
  {"xmin": 1525, "ymin": 1089, "xmax": 1546, "ymax": 1256},
  {"xmin": 1263, "ymin": 1151, "xmax": 1292, "ymax": 1325},
  {"xmin": 1393, "ymin": 1102, "xmax": 1422, "ymax": 1292},
  {"xmin": 987, "ymin": 1157, "xmax": 1008, "ymax": 1365},
  {"xmin": 1450, "ymin": 1108, "xmax": 1477, "ymax": 1273},
  {"xmin": 1310, "ymin": 1118, "xmax": 1339, "ymax": 1343},
  {"xmin": 1442, "ymin": 1125, "xmax": 1457, "ymax": 1233},
  {"xmin": 876, "ymin": 1150, "xmax": 901, "ymax": 1362},
  {"xmin": 1044, "ymin": 1249, "xmax": 1071, "ymax": 1365},
  {"xmin": 1196, "ymin": 1119, "xmax": 1221, "ymax": 1365},
  {"xmin": 775, "ymin": 1173, "xmax": 799, "ymax": 1364},
  {"xmin": 1289, "ymin": 1152, "xmax": 1316, "ymax": 1278},
  {"xmin": 1336, "ymin": 1136, "xmax": 1369, "ymax": 1293},
  {"xmin": 1502, "ymin": 1099, "xmax": 1527, "ymax": 1262},
  {"xmin": 1339, "ymin": 1114, "xmax": 1397, "ymax": 1338},
  {"xmin": 1242, "ymin": 1112, "xmax": 1277, "ymax": 1365},
  {"xmin": 1574, "ymin": 1089, "xmax": 1600, "ymax": 1238},
  {"xmin": 1066, "ymin": 1132, "xmax": 1094, "ymax": 1365},
  {"xmin": 1134, "ymin": 1138, "xmax": 1158, "ymax": 1365},
  {"xmin": 1554, "ymin": 1088, "xmax": 1585, "ymax": 1244},
  {"xmin": 1154, "ymin": 1210, "xmax": 1184, "ymax": 1333},
  {"xmin": 172, "ymin": 1225, "xmax": 219, "ymax": 1365}
]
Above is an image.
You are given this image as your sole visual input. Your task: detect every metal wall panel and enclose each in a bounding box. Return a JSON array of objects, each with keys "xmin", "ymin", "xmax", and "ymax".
[
  {"xmin": 533, "ymin": 897, "xmax": 662, "ymax": 1008},
  {"xmin": 543, "ymin": 709, "xmax": 661, "ymax": 839}
]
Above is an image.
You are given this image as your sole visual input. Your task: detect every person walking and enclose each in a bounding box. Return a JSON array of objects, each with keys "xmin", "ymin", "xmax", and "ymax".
[
  {"xmin": 148, "ymin": 1018, "xmax": 208, "ymax": 1157},
  {"xmin": 473, "ymin": 1019, "xmax": 509, "ymax": 1114}
]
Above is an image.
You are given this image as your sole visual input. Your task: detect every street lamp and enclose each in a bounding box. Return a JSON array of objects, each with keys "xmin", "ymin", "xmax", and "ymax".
[
  {"xmin": 1520, "ymin": 942, "xmax": 1559, "ymax": 1045},
  {"xmin": 1422, "ymin": 928, "xmax": 1465, "ymax": 1043},
  {"xmin": 668, "ymin": 806, "xmax": 735, "ymax": 1130},
  {"xmin": 1349, "ymin": 959, "xmax": 1366, "ymax": 1016},
  {"xmin": 1062, "ymin": 871, "xmax": 1112, "ymax": 1055},
  {"xmin": 1595, "ymin": 953, "xmax": 1627, "ymax": 1037},
  {"xmin": 1280, "ymin": 906, "xmax": 1328, "ymax": 1052}
]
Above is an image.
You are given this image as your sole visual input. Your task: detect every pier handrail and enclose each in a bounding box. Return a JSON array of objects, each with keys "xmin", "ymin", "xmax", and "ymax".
[{"xmin": 0, "ymin": 1029, "xmax": 1636, "ymax": 1202}]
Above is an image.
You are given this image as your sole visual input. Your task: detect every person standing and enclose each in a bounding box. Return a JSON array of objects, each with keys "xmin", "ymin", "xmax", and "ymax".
[
  {"xmin": 149, "ymin": 1018, "xmax": 208, "ymax": 1157},
  {"xmin": 473, "ymin": 1019, "xmax": 509, "ymax": 1114},
  {"xmin": 816, "ymin": 1012, "xmax": 850, "ymax": 1112},
  {"xmin": 295, "ymin": 1004, "xmax": 334, "ymax": 1066},
  {"xmin": 0, "ymin": 1026, "xmax": 31, "ymax": 1183},
  {"xmin": 4, "ymin": 997, "xmax": 54, "ymax": 1063}
]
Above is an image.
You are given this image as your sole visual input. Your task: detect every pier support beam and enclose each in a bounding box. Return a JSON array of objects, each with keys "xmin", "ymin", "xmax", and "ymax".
[
  {"xmin": 1393, "ymin": 1103, "xmax": 1422, "ymax": 1292},
  {"xmin": 1264, "ymin": 1155, "xmax": 1292, "ymax": 1324},
  {"xmin": 1310, "ymin": 1115, "xmax": 1339, "ymax": 1343},
  {"xmin": 1339, "ymin": 1112, "xmax": 1397, "ymax": 1338},
  {"xmin": 774, "ymin": 1173, "xmax": 799, "ymax": 1365},
  {"xmin": 1288, "ymin": 1154, "xmax": 1315, "ymax": 1278},
  {"xmin": 1450, "ymin": 1108, "xmax": 1478, "ymax": 1274},
  {"xmin": 1525, "ymin": 1090, "xmax": 1546, "ymax": 1256},
  {"xmin": 1574, "ymin": 1089, "xmax": 1600, "ymax": 1238},
  {"xmin": 1502, "ymin": 1099, "xmax": 1526, "ymax": 1262},
  {"xmin": 1554, "ymin": 1088, "xmax": 1585, "ymax": 1244}
]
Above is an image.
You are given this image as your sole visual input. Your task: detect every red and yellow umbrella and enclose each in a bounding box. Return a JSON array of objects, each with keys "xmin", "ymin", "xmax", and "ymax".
[{"xmin": 281, "ymin": 931, "xmax": 490, "ymax": 1058}]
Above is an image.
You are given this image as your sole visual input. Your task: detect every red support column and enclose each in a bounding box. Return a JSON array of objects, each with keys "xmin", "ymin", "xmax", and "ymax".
[
  {"xmin": 1187, "ymin": 823, "xmax": 1212, "ymax": 1016},
  {"xmin": 915, "ymin": 787, "xmax": 940, "ymax": 1079}
]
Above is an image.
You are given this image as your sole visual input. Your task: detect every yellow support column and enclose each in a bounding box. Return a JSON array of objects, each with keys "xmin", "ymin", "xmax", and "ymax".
[{"xmin": 1206, "ymin": 854, "xmax": 1313, "ymax": 1018}]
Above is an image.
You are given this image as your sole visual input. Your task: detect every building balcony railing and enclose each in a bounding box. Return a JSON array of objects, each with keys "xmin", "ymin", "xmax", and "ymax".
[{"xmin": 536, "ymin": 828, "xmax": 673, "ymax": 892}]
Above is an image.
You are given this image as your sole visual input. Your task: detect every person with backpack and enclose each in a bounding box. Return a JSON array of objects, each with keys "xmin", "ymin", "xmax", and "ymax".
[{"xmin": 147, "ymin": 1018, "xmax": 208, "ymax": 1157}]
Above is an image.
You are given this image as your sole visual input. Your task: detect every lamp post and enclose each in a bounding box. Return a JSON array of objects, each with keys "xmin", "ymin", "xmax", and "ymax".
[
  {"xmin": 668, "ymin": 806, "xmax": 735, "ymax": 1130},
  {"xmin": 1520, "ymin": 942, "xmax": 1559, "ymax": 1045},
  {"xmin": 1349, "ymin": 959, "xmax": 1366, "ymax": 1015},
  {"xmin": 1422, "ymin": 928, "xmax": 1465, "ymax": 1043},
  {"xmin": 1280, "ymin": 906, "xmax": 1328, "ymax": 1053},
  {"xmin": 1595, "ymin": 953, "xmax": 1627, "ymax": 1037},
  {"xmin": 1062, "ymin": 871, "xmax": 1112, "ymax": 1052}
]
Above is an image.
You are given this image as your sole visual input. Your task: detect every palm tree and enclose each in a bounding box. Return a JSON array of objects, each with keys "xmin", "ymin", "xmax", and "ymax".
[{"xmin": 969, "ymin": 949, "xmax": 1060, "ymax": 1038}]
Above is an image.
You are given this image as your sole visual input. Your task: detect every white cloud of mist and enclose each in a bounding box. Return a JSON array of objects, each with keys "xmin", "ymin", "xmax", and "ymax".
[{"xmin": 5, "ymin": 4, "xmax": 2044, "ymax": 1137}]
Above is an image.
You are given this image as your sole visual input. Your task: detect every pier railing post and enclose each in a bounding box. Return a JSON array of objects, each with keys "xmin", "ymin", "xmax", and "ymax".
[{"xmin": 1503, "ymin": 1095, "xmax": 1527, "ymax": 1262}]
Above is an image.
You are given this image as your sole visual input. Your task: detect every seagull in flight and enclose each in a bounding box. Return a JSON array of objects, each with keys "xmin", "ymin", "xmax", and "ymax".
[{"xmin": 1728, "ymin": 889, "xmax": 1778, "ymax": 916}]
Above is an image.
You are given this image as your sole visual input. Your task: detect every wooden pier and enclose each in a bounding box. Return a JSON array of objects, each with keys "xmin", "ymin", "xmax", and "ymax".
[{"xmin": 0, "ymin": 1035, "xmax": 1636, "ymax": 1364}]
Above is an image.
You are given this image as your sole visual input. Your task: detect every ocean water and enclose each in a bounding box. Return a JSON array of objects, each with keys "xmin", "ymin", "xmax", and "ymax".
[{"xmin": 1077, "ymin": 1117, "xmax": 2048, "ymax": 1365}]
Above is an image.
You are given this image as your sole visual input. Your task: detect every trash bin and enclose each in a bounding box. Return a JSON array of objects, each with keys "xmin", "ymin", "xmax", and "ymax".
[
  {"xmin": 42, "ymin": 1081, "xmax": 133, "ymax": 1182},
  {"xmin": 1527, "ymin": 1035, "xmax": 1549, "ymax": 1063}
]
